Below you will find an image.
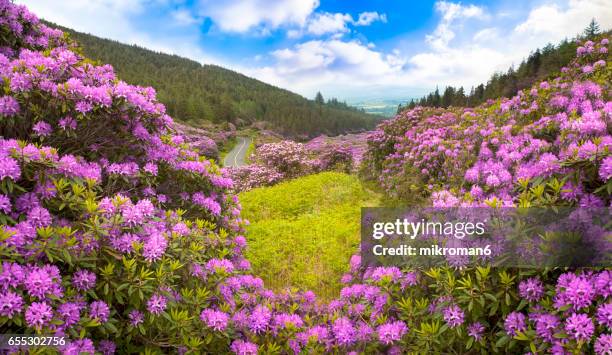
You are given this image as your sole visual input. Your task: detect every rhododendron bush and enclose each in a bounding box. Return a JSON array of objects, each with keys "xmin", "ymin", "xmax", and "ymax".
[
  {"xmin": 1, "ymin": 1, "xmax": 611, "ymax": 354},
  {"xmin": 358, "ymin": 34, "xmax": 612, "ymax": 353},
  {"xmin": 225, "ymin": 140, "xmax": 358, "ymax": 191},
  {"xmin": 362, "ymin": 37, "xmax": 611, "ymax": 208}
]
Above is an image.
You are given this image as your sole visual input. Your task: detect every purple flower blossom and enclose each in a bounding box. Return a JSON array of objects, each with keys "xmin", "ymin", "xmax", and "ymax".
[
  {"xmin": 200, "ymin": 309, "xmax": 229, "ymax": 331},
  {"xmin": 121, "ymin": 204, "xmax": 144, "ymax": 226},
  {"xmin": 24, "ymin": 266, "xmax": 58, "ymax": 299},
  {"xmin": 443, "ymin": 304, "xmax": 465, "ymax": 328},
  {"xmin": 89, "ymin": 300, "xmax": 110, "ymax": 323},
  {"xmin": 142, "ymin": 232, "xmax": 167, "ymax": 262},
  {"xmin": 206, "ymin": 258, "xmax": 234, "ymax": 274},
  {"xmin": 0, "ymin": 291, "xmax": 23, "ymax": 318},
  {"xmin": 25, "ymin": 301, "xmax": 53, "ymax": 329},
  {"xmin": 98, "ymin": 340, "xmax": 116, "ymax": 355},
  {"xmin": 534, "ymin": 313, "xmax": 559, "ymax": 342},
  {"xmin": 600, "ymin": 157, "xmax": 612, "ymax": 180},
  {"xmin": 143, "ymin": 162, "xmax": 158, "ymax": 175},
  {"xmin": 504, "ymin": 312, "xmax": 526, "ymax": 336},
  {"xmin": 107, "ymin": 162, "xmax": 139, "ymax": 176},
  {"xmin": 333, "ymin": 317, "xmax": 356, "ymax": 346},
  {"xmin": 146, "ymin": 293, "xmax": 167, "ymax": 315},
  {"xmin": 519, "ymin": 278, "xmax": 545, "ymax": 302},
  {"xmin": 32, "ymin": 121, "xmax": 52, "ymax": 136},
  {"xmin": 564, "ymin": 313, "xmax": 594, "ymax": 341},
  {"xmin": 230, "ymin": 340, "xmax": 258, "ymax": 355},
  {"xmin": 596, "ymin": 303, "xmax": 612, "ymax": 328},
  {"xmin": 72, "ymin": 269, "xmax": 96, "ymax": 291},
  {"xmin": 0, "ymin": 96, "xmax": 20, "ymax": 116},
  {"xmin": 370, "ymin": 266, "xmax": 402, "ymax": 282},
  {"xmin": 555, "ymin": 274, "xmax": 595, "ymax": 311},
  {"xmin": 467, "ymin": 322, "xmax": 485, "ymax": 341},
  {"xmin": 58, "ymin": 116, "xmax": 77, "ymax": 130},
  {"xmin": 0, "ymin": 156, "xmax": 21, "ymax": 180},
  {"xmin": 62, "ymin": 338, "xmax": 95, "ymax": 355},
  {"xmin": 26, "ymin": 206, "xmax": 52, "ymax": 227},
  {"xmin": 110, "ymin": 232, "xmax": 140, "ymax": 253},
  {"xmin": 57, "ymin": 302, "xmax": 82, "ymax": 328},
  {"xmin": 248, "ymin": 305, "xmax": 271, "ymax": 334},
  {"xmin": 594, "ymin": 271, "xmax": 612, "ymax": 298},
  {"xmin": 129, "ymin": 310, "xmax": 144, "ymax": 326},
  {"xmin": 0, "ymin": 262, "xmax": 25, "ymax": 290},
  {"xmin": 349, "ymin": 254, "xmax": 361, "ymax": 272},
  {"xmin": 377, "ymin": 320, "xmax": 407, "ymax": 344},
  {"xmin": 192, "ymin": 192, "xmax": 221, "ymax": 215},
  {"xmin": 75, "ymin": 101, "xmax": 92, "ymax": 114},
  {"xmin": 172, "ymin": 222, "xmax": 189, "ymax": 236},
  {"xmin": 15, "ymin": 192, "xmax": 39, "ymax": 212},
  {"xmin": 595, "ymin": 334, "xmax": 612, "ymax": 355},
  {"xmin": 271, "ymin": 313, "xmax": 303, "ymax": 331},
  {"xmin": 0, "ymin": 194, "xmax": 11, "ymax": 213}
]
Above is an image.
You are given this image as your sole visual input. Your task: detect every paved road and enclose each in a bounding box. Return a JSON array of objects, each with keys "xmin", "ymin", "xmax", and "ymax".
[{"xmin": 223, "ymin": 136, "xmax": 252, "ymax": 168}]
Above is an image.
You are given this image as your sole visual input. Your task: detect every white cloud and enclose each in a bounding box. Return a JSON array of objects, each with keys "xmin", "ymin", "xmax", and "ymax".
[
  {"xmin": 288, "ymin": 10, "xmax": 387, "ymax": 38},
  {"xmin": 171, "ymin": 9, "xmax": 202, "ymax": 26},
  {"xmin": 247, "ymin": 39, "xmax": 406, "ymax": 96},
  {"xmin": 197, "ymin": 0, "xmax": 319, "ymax": 33},
  {"xmin": 306, "ymin": 12, "xmax": 353, "ymax": 36},
  {"xmin": 247, "ymin": 0, "xmax": 612, "ymax": 99},
  {"xmin": 409, "ymin": 0, "xmax": 611, "ymax": 91},
  {"xmin": 514, "ymin": 0, "xmax": 612, "ymax": 41},
  {"xmin": 473, "ymin": 27, "xmax": 499, "ymax": 42},
  {"xmin": 16, "ymin": 0, "xmax": 145, "ymax": 42},
  {"xmin": 426, "ymin": 1, "xmax": 487, "ymax": 50},
  {"xmin": 355, "ymin": 12, "xmax": 387, "ymax": 26}
]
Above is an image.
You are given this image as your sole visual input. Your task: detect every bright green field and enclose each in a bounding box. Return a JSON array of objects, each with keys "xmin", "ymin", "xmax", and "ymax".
[{"xmin": 239, "ymin": 172, "xmax": 378, "ymax": 300}]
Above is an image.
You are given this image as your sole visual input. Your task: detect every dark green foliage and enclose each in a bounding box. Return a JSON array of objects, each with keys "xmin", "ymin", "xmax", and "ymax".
[
  {"xmin": 405, "ymin": 27, "xmax": 610, "ymax": 110},
  {"xmin": 48, "ymin": 23, "xmax": 379, "ymax": 137}
]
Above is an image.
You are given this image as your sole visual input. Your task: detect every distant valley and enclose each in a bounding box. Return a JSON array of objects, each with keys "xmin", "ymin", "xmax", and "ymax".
[{"xmin": 348, "ymin": 98, "xmax": 411, "ymax": 117}]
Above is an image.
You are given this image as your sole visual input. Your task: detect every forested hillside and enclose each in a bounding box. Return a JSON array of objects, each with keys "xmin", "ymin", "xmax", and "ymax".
[
  {"xmin": 50, "ymin": 23, "xmax": 378, "ymax": 137},
  {"xmin": 402, "ymin": 21, "xmax": 609, "ymax": 111}
]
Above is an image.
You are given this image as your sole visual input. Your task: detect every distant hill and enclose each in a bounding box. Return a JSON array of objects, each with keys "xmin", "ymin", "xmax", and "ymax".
[{"xmin": 48, "ymin": 23, "xmax": 379, "ymax": 137}]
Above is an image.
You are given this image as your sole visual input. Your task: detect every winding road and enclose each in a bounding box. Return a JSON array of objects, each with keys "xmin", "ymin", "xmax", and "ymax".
[{"xmin": 223, "ymin": 136, "xmax": 252, "ymax": 168}]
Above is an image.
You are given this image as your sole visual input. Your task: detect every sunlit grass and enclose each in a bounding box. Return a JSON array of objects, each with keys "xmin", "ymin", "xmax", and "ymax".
[{"xmin": 239, "ymin": 172, "xmax": 379, "ymax": 300}]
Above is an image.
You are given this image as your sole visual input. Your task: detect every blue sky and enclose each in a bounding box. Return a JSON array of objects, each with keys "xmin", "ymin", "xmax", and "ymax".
[{"xmin": 17, "ymin": 0, "xmax": 612, "ymax": 101}]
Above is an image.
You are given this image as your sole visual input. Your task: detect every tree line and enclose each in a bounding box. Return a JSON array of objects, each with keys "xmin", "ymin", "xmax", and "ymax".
[{"xmin": 401, "ymin": 20, "xmax": 607, "ymax": 111}]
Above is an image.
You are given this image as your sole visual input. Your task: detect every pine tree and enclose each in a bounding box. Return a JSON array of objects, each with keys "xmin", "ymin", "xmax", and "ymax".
[
  {"xmin": 584, "ymin": 18, "xmax": 600, "ymax": 37},
  {"xmin": 314, "ymin": 92, "xmax": 324, "ymax": 105}
]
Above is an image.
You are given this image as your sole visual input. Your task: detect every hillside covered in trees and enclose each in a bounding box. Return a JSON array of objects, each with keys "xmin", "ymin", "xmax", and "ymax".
[
  {"xmin": 50, "ymin": 24, "xmax": 379, "ymax": 137},
  {"xmin": 402, "ymin": 21, "xmax": 609, "ymax": 111}
]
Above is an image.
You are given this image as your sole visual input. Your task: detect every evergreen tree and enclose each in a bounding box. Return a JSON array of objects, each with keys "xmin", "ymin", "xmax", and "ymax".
[
  {"xmin": 584, "ymin": 18, "xmax": 600, "ymax": 37},
  {"xmin": 315, "ymin": 92, "xmax": 325, "ymax": 105}
]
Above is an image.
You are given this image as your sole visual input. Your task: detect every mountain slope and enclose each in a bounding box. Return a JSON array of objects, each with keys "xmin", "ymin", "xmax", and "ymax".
[
  {"xmin": 48, "ymin": 23, "xmax": 378, "ymax": 137},
  {"xmin": 402, "ymin": 27, "xmax": 611, "ymax": 111}
]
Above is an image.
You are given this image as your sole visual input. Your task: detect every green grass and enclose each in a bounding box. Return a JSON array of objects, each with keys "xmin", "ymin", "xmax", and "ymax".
[
  {"xmin": 244, "ymin": 137, "xmax": 256, "ymax": 164},
  {"xmin": 239, "ymin": 172, "xmax": 378, "ymax": 300}
]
